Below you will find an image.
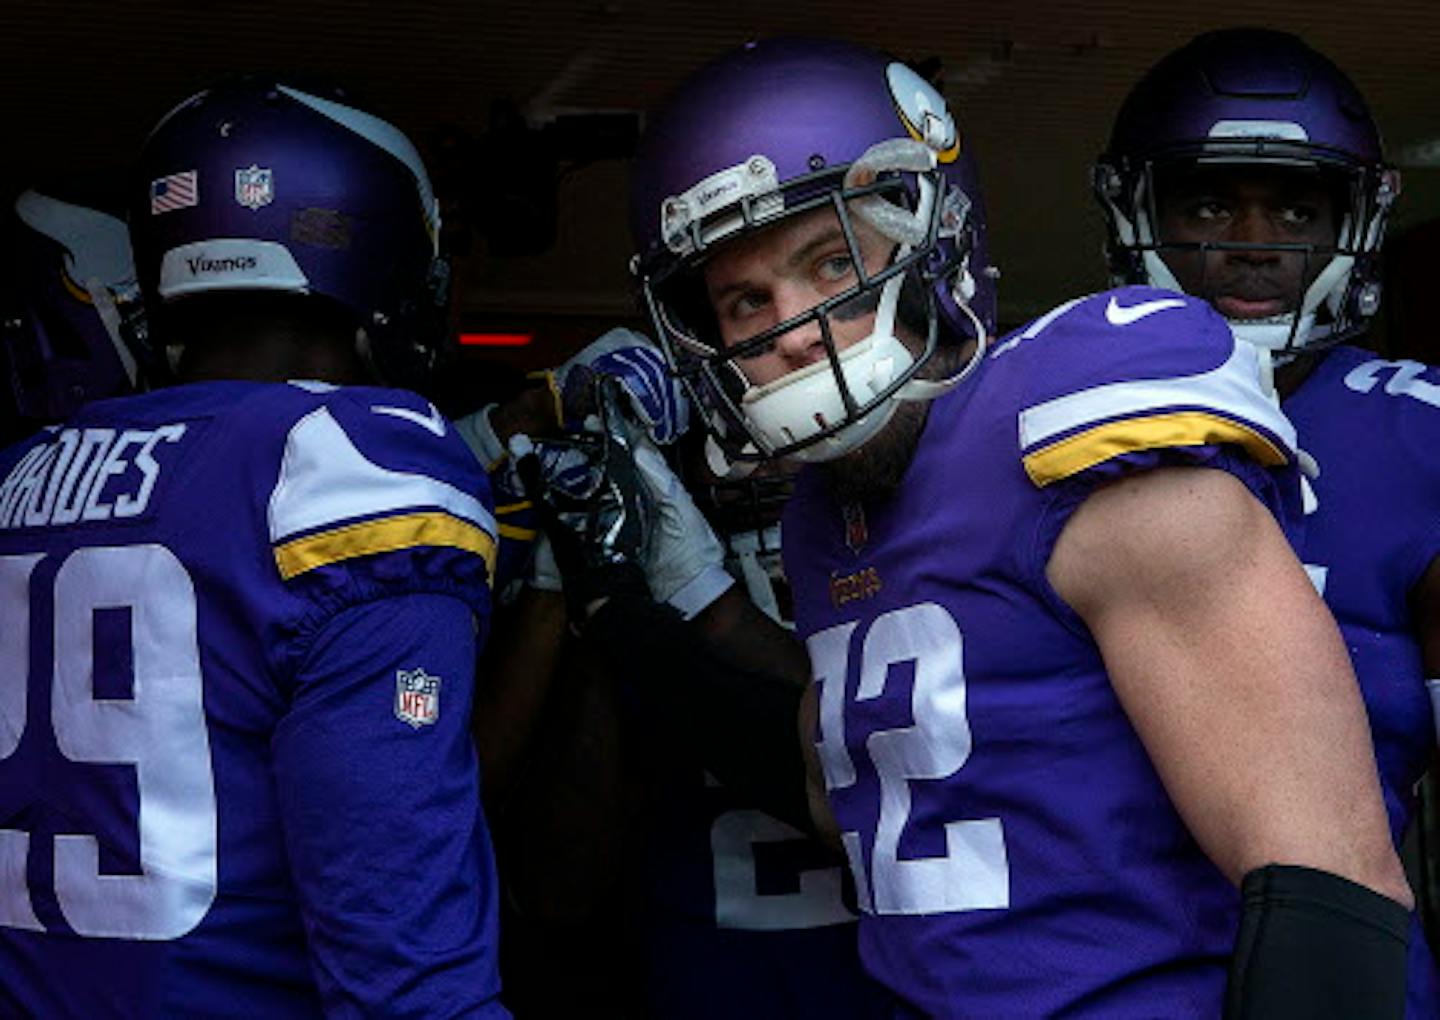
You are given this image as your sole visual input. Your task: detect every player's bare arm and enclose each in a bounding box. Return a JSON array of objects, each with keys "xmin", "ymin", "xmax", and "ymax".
[{"xmin": 1048, "ymin": 464, "xmax": 1409, "ymax": 905}]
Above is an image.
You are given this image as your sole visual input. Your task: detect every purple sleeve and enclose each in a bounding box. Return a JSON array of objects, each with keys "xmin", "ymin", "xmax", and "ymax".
[{"xmin": 272, "ymin": 592, "xmax": 509, "ymax": 1019}]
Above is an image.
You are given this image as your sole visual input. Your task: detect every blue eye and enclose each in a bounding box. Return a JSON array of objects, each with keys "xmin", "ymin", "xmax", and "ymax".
[
  {"xmin": 816, "ymin": 254, "xmax": 855, "ymax": 282},
  {"xmin": 731, "ymin": 290, "xmax": 769, "ymax": 317}
]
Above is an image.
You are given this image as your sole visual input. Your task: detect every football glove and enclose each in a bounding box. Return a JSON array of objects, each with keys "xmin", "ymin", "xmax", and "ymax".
[
  {"xmin": 509, "ymin": 376, "xmax": 654, "ymax": 620},
  {"xmin": 537, "ymin": 327, "xmax": 690, "ymax": 445},
  {"xmin": 632, "ymin": 439, "xmax": 733, "ymax": 619}
]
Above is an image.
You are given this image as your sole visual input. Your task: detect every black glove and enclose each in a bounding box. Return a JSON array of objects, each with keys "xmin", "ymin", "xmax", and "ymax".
[{"xmin": 510, "ymin": 376, "xmax": 654, "ymax": 621}]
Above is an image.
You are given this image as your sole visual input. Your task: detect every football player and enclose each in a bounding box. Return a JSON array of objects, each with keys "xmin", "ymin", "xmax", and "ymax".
[
  {"xmin": 1094, "ymin": 27, "xmax": 1440, "ymax": 1017},
  {"xmin": 631, "ymin": 459, "xmax": 893, "ymax": 1020},
  {"xmin": 627, "ymin": 36, "xmax": 1411, "ymax": 1018},
  {"xmin": 460, "ymin": 334, "xmax": 887, "ymax": 1018},
  {"xmin": 0, "ymin": 80, "xmax": 509, "ymax": 1017},
  {"xmin": 0, "ymin": 186, "xmax": 147, "ymax": 444}
]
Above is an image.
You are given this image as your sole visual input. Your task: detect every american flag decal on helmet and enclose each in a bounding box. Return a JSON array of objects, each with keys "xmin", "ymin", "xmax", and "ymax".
[{"xmin": 151, "ymin": 171, "xmax": 198, "ymax": 215}]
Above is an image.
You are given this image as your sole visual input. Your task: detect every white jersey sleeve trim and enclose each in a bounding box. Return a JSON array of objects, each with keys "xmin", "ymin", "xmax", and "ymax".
[
  {"xmin": 268, "ymin": 407, "xmax": 495, "ymax": 544},
  {"xmin": 1018, "ymin": 338, "xmax": 1297, "ymax": 455}
]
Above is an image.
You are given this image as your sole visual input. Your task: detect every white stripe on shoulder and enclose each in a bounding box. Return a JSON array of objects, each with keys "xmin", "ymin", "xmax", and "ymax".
[
  {"xmin": 268, "ymin": 407, "xmax": 494, "ymax": 544},
  {"xmin": 989, "ymin": 296, "xmax": 1088, "ymax": 359},
  {"xmin": 287, "ymin": 380, "xmax": 339, "ymax": 394},
  {"xmin": 1018, "ymin": 339, "xmax": 1296, "ymax": 454},
  {"xmin": 277, "ymin": 85, "xmax": 437, "ymax": 237}
]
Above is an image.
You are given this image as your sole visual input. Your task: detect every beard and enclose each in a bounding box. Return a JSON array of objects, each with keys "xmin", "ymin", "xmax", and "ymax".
[
  {"xmin": 819, "ymin": 342, "xmax": 966, "ymax": 505},
  {"xmin": 819, "ymin": 397, "xmax": 928, "ymax": 504}
]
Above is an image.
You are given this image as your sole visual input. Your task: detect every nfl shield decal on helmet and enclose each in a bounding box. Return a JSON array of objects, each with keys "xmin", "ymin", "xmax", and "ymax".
[
  {"xmin": 234, "ymin": 165, "xmax": 274, "ymax": 210},
  {"xmin": 395, "ymin": 668, "xmax": 441, "ymax": 728}
]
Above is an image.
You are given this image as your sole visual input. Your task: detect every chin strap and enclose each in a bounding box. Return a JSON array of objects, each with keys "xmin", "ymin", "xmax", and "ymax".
[
  {"xmin": 897, "ymin": 295, "xmax": 991, "ymax": 403},
  {"xmin": 1244, "ymin": 331, "xmax": 1320, "ymax": 491},
  {"xmin": 845, "ymin": 137, "xmax": 990, "ymax": 405},
  {"xmin": 704, "ymin": 435, "xmax": 759, "ymax": 481}
]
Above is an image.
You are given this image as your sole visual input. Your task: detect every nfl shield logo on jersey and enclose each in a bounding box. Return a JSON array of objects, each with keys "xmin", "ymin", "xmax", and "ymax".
[
  {"xmin": 394, "ymin": 668, "xmax": 441, "ymax": 728},
  {"xmin": 234, "ymin": 165, "xmax": 273, "ymax": 210}
]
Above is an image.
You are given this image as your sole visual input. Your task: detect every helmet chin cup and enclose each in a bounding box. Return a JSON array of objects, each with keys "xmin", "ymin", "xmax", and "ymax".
[
  {"xmin": 1229, "ymin": 314, "xmax": 1314, "ymax": 363},
  {"xmin": 740, "ymin": 327, "xmax": 914, "ymax": 464}
]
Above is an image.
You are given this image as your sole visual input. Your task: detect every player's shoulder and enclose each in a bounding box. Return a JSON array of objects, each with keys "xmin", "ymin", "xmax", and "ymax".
[
  {"xmin": 989, "ymin": 286, "xmax": 1234, "ymax": 387},
  {"xmin": 983, "ymin": 286, "xmax": 1297, "ymax": 489},
  {"xmin": 264, "ymin": 381, "xmax": 496, "ymax": 587}
]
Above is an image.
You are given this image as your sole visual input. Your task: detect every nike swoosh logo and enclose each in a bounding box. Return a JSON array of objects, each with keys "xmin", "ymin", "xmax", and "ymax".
[
  {"xmin": 1105, "ymin": 295, "xmax": 1187, "ymax": 326},
  {"xmin": 372, "ymin": 401, "xmax": 447, "ymax": 437}
]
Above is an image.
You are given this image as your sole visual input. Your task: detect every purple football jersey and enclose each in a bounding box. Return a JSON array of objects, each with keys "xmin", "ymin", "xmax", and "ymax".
[
  {"xmin": 0, "ymin": 380, "xmax": 508, "ymax": 1018},
  {"xmin": 631, "ymin": 761, "xmax": 890, "ymax": 1019},
  {"xmin": 785, "ymin": 287, "xmax": 1301, "ymax": 1018},
  {"xmin": 1286, "ymin": 346, "xmax": 1440, "ymax": 1018}
]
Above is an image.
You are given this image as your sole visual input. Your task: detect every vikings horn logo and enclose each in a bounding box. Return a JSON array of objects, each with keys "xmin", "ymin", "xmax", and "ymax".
[{"xmin": 886, "ymin": 63, "xmax": 960, "ymax": 163}]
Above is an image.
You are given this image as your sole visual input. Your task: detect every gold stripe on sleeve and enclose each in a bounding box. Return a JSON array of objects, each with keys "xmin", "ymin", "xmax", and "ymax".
[
  {"xmin": 1023, "ymin": 411, "xmax": 1287, "ymax": 487},
  {"xmin": 275, "ymin": 511, "xmax": 497, "ymax": 582}
]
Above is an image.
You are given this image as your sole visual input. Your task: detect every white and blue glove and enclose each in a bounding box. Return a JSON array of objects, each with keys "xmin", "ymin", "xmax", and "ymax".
[{"xmin": 540, "ymin": 328, "xmax": 690, "ymax": 446}]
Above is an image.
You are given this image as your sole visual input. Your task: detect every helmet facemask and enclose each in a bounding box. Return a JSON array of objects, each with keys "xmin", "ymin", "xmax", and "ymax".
[{"xmin": 1096, "ymin": 137, "xmax": 1400, "ymax": 366}]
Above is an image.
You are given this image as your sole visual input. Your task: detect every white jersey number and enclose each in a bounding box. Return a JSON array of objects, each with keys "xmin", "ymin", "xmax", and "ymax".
[
  {"xmin": 809, "ymin": 602, "xmax": 1009, "ymax": 915},
  {"xmin": 1344, "ymin": 358, "xmax": 1440, "ymax": 409},
  {"xmin": 709, "ymin": 804, "xmax": 855, "ymax": 931},
  {"xmin": 0, "ymin": 545, "xmax": 217, "ymax": 940}
]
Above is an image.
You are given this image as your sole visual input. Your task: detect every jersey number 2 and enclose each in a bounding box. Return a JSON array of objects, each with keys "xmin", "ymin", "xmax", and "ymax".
[
  {"xmin": 0, "ymin": 545, "xmax": 217, "ymax": 940},
  {"xmin": 809, "ymin": 602, "xmax": 1009, "ymax": 916}
]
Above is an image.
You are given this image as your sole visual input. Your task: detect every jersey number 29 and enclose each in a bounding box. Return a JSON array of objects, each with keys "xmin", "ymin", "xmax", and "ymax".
[{"xmin": 0, "ymin": 545, "xmax": 217, "ymax": 940}]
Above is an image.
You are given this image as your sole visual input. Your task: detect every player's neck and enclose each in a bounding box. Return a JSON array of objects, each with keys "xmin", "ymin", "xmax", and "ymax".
[
  {"xmin": 164, "ymin": 293, "xmax": 372, "ymax": 386},
  {"xmin": 177, "ymin": 336, "xmax": 369, "ymax": 386}
]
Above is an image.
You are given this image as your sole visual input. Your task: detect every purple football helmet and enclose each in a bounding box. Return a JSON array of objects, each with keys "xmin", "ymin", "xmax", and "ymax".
[
  {"xmin": 630, "ymin": 37, "xmax": 996, "ymax": 469},
  {"xmin": 1095, "ymin": 28, "xmax": 1399, "ymax": 360},
  {"xmin": 130, "ymin": 78, "xmax": 446, "ymax": 387},
  {"xmin": 1, "ymin": 188, "xmax": 146, "ymax": 432}
]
